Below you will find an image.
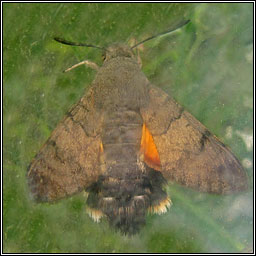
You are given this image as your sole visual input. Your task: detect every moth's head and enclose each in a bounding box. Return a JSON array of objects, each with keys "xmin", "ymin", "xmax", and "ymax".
[{"xmin": 103, "ymin": 43, "xmax": 135, "ymax": 62}]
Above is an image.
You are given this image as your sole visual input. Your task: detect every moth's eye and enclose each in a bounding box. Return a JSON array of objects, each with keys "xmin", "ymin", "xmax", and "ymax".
[{"xmin": 102, "ymin": 54, "xmax": 106, "ymax": 61}]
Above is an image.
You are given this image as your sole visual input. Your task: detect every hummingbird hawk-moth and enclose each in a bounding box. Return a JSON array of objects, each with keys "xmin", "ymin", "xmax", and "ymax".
[{"xmin": 27, "ymin": 21, "xmax": 248, "ymax": 235}]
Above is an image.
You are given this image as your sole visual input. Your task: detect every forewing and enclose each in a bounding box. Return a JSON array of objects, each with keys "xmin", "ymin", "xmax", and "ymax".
[
  {"xmin": 140, "ymin": 85, "xmax": 248, "ymax": 194},
  {"xmin": 27, "ymin": 87, "xmax": 103, "ymax": 202}
]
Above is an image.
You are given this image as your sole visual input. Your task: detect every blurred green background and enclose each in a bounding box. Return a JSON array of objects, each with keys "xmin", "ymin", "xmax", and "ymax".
[{"xmin": 3, "ymin": 3, "xmax": 253, "ymax": 253}]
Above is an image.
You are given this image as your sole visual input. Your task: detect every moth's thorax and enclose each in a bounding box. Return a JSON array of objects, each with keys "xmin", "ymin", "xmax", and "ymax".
[
  {"xmin": 104, "ymin": 43, "xmax": 136, "ymax": 62},
  {"xmin": 92, "ymin": 51, "xmax": 149, "ymax": 112}
]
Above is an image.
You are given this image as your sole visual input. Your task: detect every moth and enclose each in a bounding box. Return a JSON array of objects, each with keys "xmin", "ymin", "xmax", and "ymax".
[{"xmin": 27, "ymin": 20, "xmax": 248, "ymax": 235}]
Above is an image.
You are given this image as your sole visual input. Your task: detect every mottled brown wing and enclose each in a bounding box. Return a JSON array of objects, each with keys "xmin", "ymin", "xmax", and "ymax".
[
  {"xmin": 27, "ymin": 87, "xmax": 103, "ymax": 202},
  {"xmin": 140, "ymin": 85, "xmax": 248, "ymax": 194}
]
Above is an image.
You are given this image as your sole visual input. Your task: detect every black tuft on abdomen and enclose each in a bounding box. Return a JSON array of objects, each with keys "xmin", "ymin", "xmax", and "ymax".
[{"xmin": 86, "ymin": 166, "xmax": 168, "ymax": 235}]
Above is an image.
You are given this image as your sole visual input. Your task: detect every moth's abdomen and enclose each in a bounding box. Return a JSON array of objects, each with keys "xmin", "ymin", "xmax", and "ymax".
[
  {"xmin": 86, "ymin": 109, "xmax": 170, "ymax": 234},
  {"xmin": 86, "ymin": 165, "xmax": 170, "ymax": 234},
  {"xmin": 102, "ymin": 109, "xmax": 143, "ymax": 160}
]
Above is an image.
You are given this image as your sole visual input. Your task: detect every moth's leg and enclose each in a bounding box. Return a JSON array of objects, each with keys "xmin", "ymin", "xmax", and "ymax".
[
  {"xmin": 129, "ymin": 38, "xmax": 143, "ymax": 68},
  {"xmin": 64, "ymin": 60, "xmax": 99, "ymax": 73},
  {"xmin": 133, "ymin": 40, "xmax": 142, "ymax": 69},
  {"xmin": 136, "ymin": 47, "xmax": 142, "ymax": 69}
]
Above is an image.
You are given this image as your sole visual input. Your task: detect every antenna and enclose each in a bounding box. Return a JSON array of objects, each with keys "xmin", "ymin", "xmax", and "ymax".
[
  {"xmin": 131, "ymin": 19, "xmax": 190, "ymax": 49},
  {"xmin": 54, "ymin": 37, "xmax": 105, "ymax": 51}
]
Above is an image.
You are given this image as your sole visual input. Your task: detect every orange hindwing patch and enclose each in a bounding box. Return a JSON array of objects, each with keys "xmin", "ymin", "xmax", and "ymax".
[{"xmin": 140, "ymin": 123, "xmax": 161, "ymax": 170}]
